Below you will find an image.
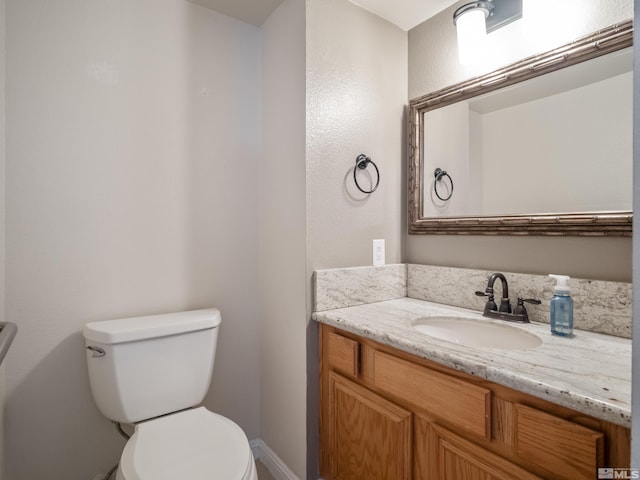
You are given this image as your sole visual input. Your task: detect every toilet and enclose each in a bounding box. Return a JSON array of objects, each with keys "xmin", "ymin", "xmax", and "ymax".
[{"xmin": 83, "ymin": 308, "xmax": 258, "ymax": 480}]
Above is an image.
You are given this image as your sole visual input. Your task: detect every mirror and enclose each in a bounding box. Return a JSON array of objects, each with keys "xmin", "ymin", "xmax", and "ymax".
[{"xmin": 408, "ymin": 21, "xmax": 633, "ymax": 236}]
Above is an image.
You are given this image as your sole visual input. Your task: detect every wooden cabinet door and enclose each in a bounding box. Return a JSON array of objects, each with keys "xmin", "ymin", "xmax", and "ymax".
[
  {"xmin": 328, "ymin": 372, "xmax": 412, "ymax": 480},
  {"xmin": 424, "ymin": 422, "xmax": 544, "ymax": 480}
]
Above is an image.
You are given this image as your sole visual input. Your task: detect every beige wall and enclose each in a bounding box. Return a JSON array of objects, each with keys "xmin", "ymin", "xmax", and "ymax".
[
  {"xmin": 260, "ymin": 0, "xmax": 307, "ymax": 478},
  {"xmin": 5, "ymin": 1, "xmax": 261, "ymax": 479},
  {"xmin": 306, "ymin": 0, "xmax": 407, "ymax": 271},
  {"xmin": 306, "ymin": 3, "xmax": 407, "ymax": 476},
  {"xmin": 407, "ymin": 0, "xmax": 633, "ymax": 282}
]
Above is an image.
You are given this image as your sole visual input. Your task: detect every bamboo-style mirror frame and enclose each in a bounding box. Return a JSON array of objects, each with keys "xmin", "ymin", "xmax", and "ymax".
[{"xmin": 408, "ymin": 20, "xmax": 633, "ymax": 236}]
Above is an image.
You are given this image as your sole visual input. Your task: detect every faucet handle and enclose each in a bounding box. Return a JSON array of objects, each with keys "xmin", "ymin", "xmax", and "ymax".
[
  {"xmin": 513, "ymin": 297, "xmax": 541, "ymax": 316},
  {"xmin": 520, "ymin": 298, "xmax": 541, "ymax": 305}
]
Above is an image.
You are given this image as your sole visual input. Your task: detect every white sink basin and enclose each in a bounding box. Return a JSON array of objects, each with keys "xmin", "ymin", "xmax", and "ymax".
[{"xmin": 412, "ymin": 316, "xmax": 542, "ymax": 350}]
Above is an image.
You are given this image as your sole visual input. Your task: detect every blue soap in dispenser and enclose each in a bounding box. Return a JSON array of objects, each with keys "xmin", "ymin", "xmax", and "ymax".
[{"xmin": 549, "ymin": 274, "xmax": 573, "ymax": 337}]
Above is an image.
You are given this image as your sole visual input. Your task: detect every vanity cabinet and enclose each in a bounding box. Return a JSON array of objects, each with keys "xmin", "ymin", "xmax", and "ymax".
[{"xmin": 319, "ymin": 324, "xmax": 630, "ymax": 480}]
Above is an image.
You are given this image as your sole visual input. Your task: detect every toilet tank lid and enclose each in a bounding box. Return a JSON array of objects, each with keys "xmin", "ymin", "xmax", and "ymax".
[{"xmin": 83, "ymin": 308, "xmax": 221, "ymax": 345}]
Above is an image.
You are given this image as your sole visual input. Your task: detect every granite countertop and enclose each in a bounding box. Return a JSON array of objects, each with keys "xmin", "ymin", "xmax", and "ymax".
[{"xmin": 312, "ymin": 297, "xmax": 631, "ymax": 428}]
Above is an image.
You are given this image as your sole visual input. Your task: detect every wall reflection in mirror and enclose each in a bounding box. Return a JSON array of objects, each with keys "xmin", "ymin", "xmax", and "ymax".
[{"xmin": 424, "ymin": 48, "xmax": 631, "ymax": 217}]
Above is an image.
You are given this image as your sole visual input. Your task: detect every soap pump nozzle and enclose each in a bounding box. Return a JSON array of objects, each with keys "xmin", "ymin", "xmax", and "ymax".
[{"xmin": 549, "ymin": 274, "xmax": 570, "ymax": 295}]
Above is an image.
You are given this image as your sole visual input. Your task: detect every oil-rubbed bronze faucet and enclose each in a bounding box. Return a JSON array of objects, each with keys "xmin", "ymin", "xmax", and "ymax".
[
  {"xmin": 476, "ymin": 272, "xmax": 511, "ymax": 314},
  {"xmin": 475, "ymin": 273, "xmax": 540, "ymax": 323}
]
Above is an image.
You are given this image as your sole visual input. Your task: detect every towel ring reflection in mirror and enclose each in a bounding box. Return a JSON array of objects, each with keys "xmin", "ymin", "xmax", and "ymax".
[
  {"xmin": 434, "ymin": 168, "xmax": 453, "ymax": 201},
  {"xmin": 353, "ymin": 154, "xmax": 380, "ymax": 194}
]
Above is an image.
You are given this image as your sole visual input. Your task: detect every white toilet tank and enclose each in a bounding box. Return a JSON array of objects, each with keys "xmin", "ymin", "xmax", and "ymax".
[{"xmin": 83, "ymin": 308, "xmax": 221, "ymax": 424}]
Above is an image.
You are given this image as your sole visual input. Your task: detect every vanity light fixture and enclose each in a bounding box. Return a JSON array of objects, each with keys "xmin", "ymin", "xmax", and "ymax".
[{"xmin": 453, "ymin": 0, "xmax": 523, "ymax": 65}]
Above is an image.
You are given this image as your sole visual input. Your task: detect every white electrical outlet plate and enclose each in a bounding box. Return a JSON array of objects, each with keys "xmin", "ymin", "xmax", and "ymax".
[{"xmin": 373, "ymin": 239, "xmax": 385, "ymax": 266}]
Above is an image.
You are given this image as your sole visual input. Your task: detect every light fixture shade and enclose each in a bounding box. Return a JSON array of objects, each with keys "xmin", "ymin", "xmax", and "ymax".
[{"xmin": 455, "ymin": 8, "xmax": 488, "ymax": 65}]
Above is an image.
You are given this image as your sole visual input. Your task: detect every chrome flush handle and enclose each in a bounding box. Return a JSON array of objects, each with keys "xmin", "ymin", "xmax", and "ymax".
[{"xmin": 86, "ymin": 346, "xmax": 106, "ymax": 358}]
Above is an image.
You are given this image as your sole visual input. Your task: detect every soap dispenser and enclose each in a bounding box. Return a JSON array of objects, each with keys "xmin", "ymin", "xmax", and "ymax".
[{"xmin": 549, "ymin": 274, "xmax": 573, "ymax": 337}]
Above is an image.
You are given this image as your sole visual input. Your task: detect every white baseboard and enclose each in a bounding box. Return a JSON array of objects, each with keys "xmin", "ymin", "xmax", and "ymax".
[{"xmin": 249, "ymin": 438, "xmax": 300, "ymax": 480}]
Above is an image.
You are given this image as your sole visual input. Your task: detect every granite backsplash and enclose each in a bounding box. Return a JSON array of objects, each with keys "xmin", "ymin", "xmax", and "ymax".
[{"xmin": 314, "ymin": 264, "xmax": 631, "ymax": 338}]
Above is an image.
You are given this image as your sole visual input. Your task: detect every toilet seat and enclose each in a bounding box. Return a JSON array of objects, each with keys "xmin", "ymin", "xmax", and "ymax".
[{"xmin": 118, "ymin": 407, "xmax": 256, "ymax": 480}]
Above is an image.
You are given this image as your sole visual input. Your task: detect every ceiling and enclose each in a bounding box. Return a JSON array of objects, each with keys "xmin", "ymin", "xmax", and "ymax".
[
  {"xmin": 186, "ymin": 0, "xmax": 285, "ymax": 26},
  {"xmin": 187, "ymin": 0, "xmax": 458, "ymax": 30},
  {"xmin": 349, "ymin": 0, "xmax": 459, "ymax": 30}
]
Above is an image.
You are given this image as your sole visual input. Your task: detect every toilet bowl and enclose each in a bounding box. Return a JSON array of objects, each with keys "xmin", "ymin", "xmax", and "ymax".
[
  {"xmin": 116, "ymin": 408, "xmax": 257, "ymax": 480},
  {"xmin": 83, "ymin": 308, "xmax": 257, "ymax": 480}
]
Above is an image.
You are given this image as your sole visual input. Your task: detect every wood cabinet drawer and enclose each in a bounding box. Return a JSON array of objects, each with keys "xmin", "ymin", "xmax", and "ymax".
[
  {"xmin": 326, "ymin": 332, "xmax": 360, "ymax": 378},
  {"xmin": 425, "ymin": 423, "xmax": 544, "ymax": 480},
  {"xmin": 515, "ymin": 404, "xmax": 604, "ymax": 480},
  {"xmin": 373, "ymin": 350, "xmax": 491, "ymax": 439}
]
